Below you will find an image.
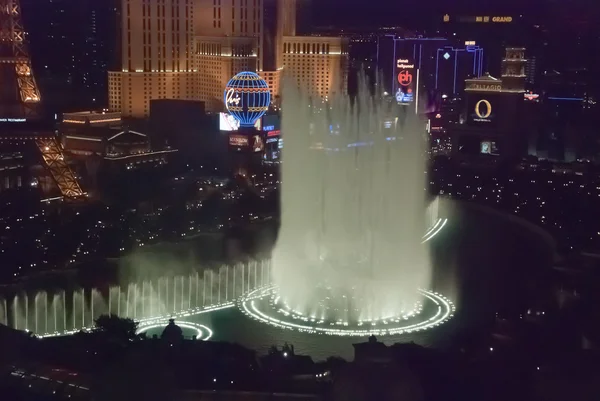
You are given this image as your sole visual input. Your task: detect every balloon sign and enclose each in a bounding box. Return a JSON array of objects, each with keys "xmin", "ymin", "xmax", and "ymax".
[{"xmin": 224, "ymin": 71, "xmax": 271, "ymax": 127}]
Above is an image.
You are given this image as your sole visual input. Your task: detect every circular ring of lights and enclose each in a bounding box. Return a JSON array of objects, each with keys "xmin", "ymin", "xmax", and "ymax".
[
  {"xmin": 271, "ymin": 292, "xmax": 425, "ymax": 325},
  {"xmin": 136, "ymin": 319, "xmax": 214, "ymax": 340},
  {"xmin": 240, "ymin": 286, "xmax": 455, "ymax": 337}
]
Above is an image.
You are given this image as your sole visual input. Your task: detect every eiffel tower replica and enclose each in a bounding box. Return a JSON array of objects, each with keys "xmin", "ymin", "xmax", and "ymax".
[
  {"xmin": 0, "ymin": 0, "xmax": 40, "ymax": 119},
  {"xmin": 0, "ymin": 0, "xmax": 84, "ymax": 199}
]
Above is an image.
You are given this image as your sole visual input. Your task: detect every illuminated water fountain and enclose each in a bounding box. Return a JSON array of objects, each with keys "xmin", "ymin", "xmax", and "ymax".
[
  {"xmin": 1, "ymin": 296, "xmax": 7, "ymax": 327},
  {"xmin": 0, "ymin": 261, "xmax": 269, "ymax": 336},
  {"xmin": 248, "ymin": 77, "xmax": 455, "ymax": 333},
  {"xmin": 0, "ymin": 71, "xmax": 453, "ymax": 339}
]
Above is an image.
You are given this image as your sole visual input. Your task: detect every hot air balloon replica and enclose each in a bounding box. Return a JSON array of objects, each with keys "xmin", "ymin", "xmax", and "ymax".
[{"xmin": 224, "ymin": 71, "xmax": 271, "ymax": 128}]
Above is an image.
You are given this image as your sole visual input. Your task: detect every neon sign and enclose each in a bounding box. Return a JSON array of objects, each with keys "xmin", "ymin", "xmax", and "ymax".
[
  {"xmin": 223, "ymin": 72, "xmax": 271, "ymax": 127},
  {"xmin": 396, "ymin": 59, "xmax": 415, "ymax": 69},
  {"xmin": 0, "ymin": 118, "xmax": 26, "ymax": 122},
  {"xmin": 524, "ymin": 92, "xmax": 540, "ymax": 101},
  {"xmin": 267, "ymin": 130, "xmax": 281, "ymax": 137},
  {"xmin": 396, "ymin": 58, "xmax": 416, "ymax": 105},
  {"xmin": 467, "ymin": 82, "xmax": 502, "ymax": 92},
  {"xmin": 474, "ymin": 99, "xmax": 492, "ymax": 121},
  {"xmin": 448, "ymin": 15, "xmax": 514, "ymax": 23},
  {"xmin": 225, "ymin": 88, "xmax": 241, "ymax": 107},
  {"xmin": 398, "ymin": 70, "xmax": 413, "ymax": 86}
]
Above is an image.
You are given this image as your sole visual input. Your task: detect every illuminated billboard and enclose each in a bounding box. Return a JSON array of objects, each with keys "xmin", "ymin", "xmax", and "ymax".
[
  {"xmin": 251, "ymin": 135, "xmax": 265, "ymax": 153},
  {"xmin": 480, "ymin": 141, "xmax": 499, "ymax": 155},
  {"xmin": 467, "ymin": 94, "xmax": 501, "ymax": 126},
  {"xmin": 220, "ymin": 112, "xmax": 261, "ymax": 131},
  {"xmin": 261, "ymin": 114, "xmax": 281, "ymax": 132},
  {"xmin": 229, "ymin": 134, "xmax": 249, "ymax": 147},
  {"xmin": 395, "ymin": 58, "xmax": 417, "ymax": 106}
]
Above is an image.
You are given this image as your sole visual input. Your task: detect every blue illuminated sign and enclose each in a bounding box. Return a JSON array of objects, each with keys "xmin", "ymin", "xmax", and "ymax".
[
  {"xmin": 396, "ymin": 88, "xmax": 414, "ymax": 104},
  {"xmin": 224, "ymin": 72, "xmax": 271, "ymax": 127}
]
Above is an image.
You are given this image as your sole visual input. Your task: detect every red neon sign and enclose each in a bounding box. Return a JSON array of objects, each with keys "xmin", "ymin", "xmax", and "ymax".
[
  {"xmin": 398, "ymin": 70, "xmax": 413, "ymax": 86},
  {"xmin": 524, "ymin": 92, "xmax": 539, "ymax": 101},
  {"xmin": 267, "ymin": 130, "xmax": 281, "ymax": 137}
]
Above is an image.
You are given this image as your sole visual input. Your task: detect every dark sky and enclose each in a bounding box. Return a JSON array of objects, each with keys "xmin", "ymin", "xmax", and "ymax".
[{"xmin": 306, "ymin": 0, "xmax": 597, "ymax": 28}]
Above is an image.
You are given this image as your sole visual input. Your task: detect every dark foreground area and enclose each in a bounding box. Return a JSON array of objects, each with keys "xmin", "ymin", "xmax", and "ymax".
[{"xmin": 1, "ymin": 314, "xmax": 600, "ymax": 401}]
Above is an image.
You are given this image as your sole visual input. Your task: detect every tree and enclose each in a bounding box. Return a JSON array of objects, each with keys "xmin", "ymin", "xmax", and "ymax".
[{"xmin": 94, "ymin": 314, "xmax": 139, "ymax": 344}]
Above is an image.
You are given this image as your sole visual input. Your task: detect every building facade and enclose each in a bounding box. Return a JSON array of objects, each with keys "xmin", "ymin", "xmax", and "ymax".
[
  {"xmin": 282, "ymin": 36, "xmax": 348, "ymax": 100},
  {"xmin": 195, "ymin": 36, "xmax": 259, "ymax": 111},
  {"xmin": 109, "ymin": 0, "xmax": 348, "ymax": 117},
  {"xmin": 449, "ymin": 48, "xmax": 527, "ymax": 160},
  {"xmin": 108, "ymin": 0, "xmax": 198, "ymax": 117}
]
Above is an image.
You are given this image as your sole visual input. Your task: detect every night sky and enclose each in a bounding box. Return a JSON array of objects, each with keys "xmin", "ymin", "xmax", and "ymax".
[{"xmin": 305, "ymin": 0, "xmax": 597, "ymax": 29}]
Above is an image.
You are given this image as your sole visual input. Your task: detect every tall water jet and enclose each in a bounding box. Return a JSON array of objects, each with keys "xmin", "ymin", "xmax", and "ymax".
[
  {"xmin": 10, "ymin": 293, "xmax": 29, "ymax": 331},
  {"xmin": 73, "ymin": 289, "xmax": 85, "ymax": 329},
  {"xmin": 51, "ymin": 292, "xmax": 64, "ymax": 333},
  {"xmin": 91, "ymin": 289, "xmax": 106, "ymax": 324},
  {"xmin": 1, "ymin": 297, "xmax": 6, "ymax": 326},
  {"xmin": 272, "ymin": 76, "xmax": 432, "ymax": 323},
  {"xmin": 34, "ymin": 292, "xmax": 44, "ymax": 334}
]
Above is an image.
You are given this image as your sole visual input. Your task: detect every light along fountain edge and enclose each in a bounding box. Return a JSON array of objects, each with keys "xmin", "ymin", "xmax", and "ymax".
[
  {"xmin": 239, "ymin": 286, "xmax": 455, "ymax": 337},
  {"xmin": 25, "ymin": 217, "xmax": 449, "ymax": 339},
  {"xmin": 237, "ymin": 218, "xmax": 455, "ymax": 337},
  {"xmin": 136, "ymin": 320, "xmax": 214, "ymax": 340}
]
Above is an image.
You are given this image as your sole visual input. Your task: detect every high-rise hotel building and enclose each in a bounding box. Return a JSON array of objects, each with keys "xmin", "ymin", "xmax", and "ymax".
[
  {"xmin": 108, "ymin": 0, "xmax": 197, "ymax": 117},
  {"xmin": 282, "ymin": 36, "xmax": 348, "ymax": 100},
  {"xmin": 193, "ymin": 0, "xmax": 264, "ymax": 111},
  {"xmin": 109, "ymin": 0, "xmax": 348, "ymax": 117}
]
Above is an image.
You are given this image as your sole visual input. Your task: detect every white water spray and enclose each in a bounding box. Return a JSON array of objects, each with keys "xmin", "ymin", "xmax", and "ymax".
[{"xmin": 273, "ymin": 76, "xmax": 432, "ymax": 322}]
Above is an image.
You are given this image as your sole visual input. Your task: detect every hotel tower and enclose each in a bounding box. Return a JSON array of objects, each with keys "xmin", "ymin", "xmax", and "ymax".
[{"xmin": 109, "ymin": 0, "xmax": 348, "ymax": 117}]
